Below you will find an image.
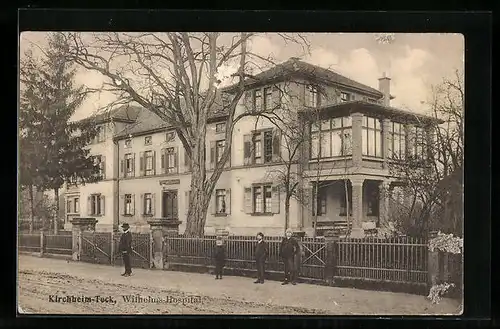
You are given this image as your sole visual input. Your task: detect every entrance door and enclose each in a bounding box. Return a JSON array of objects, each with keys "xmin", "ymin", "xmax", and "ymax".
[{"xmin": 162, "ymin": 190, "xmax": 178, "ymax": 220}]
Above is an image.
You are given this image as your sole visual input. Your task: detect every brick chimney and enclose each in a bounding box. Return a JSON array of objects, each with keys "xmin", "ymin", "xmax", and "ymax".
[{"xmin": 378, "ymin": 72, "xmax": 391, "ymax": 106}]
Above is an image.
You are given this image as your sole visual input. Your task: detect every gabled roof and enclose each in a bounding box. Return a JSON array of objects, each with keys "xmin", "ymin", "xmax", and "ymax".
[
  {"xmin": 223, "ymin": 57, "xmax": 384, "ymax": 97},
  {"xmin": 82, "ymin": 105, "xmax": 142, "ymax": 124}
]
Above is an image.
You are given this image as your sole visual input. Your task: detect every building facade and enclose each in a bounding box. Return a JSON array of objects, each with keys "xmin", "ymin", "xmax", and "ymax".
[{"xmin": 64, "ymin": 58, "xmax": 440, "ymax": 237}]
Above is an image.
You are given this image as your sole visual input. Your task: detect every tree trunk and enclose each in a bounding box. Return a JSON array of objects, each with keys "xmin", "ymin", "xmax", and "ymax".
[
  {"xmin": 184, "ymin": 138, "xmax": 213, "ymax": 237},
  {"xmin": 29, "ymin": 185, "xmax": 34, "ymax": 233},
  {"xmin": 54, "ymin": 188, "xmax": 59, "ymax": 235},
  {"xmin": 284, "ymin": 194, "xmax": 291, "ymax": 233}
]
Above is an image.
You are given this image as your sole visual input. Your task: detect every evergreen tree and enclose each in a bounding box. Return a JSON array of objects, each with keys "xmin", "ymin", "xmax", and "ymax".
[{"xmin": 19, "ymin": 33, "xmax": 99, "ymax": 234}]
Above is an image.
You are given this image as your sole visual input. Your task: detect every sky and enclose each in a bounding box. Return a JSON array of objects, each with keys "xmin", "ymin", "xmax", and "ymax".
[{"xmin": 20, "ymin": 32, "xmax": 464, "ymax": 120}]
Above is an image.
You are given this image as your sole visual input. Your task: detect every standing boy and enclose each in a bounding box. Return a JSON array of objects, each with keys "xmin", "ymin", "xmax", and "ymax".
[
  {"xmin": 254, "ymin": 232, "xmax": 268, "ymax": 284},
  {"xmin": 118, "ymin": 223, "xmax": 133, "ymax": 276},
  {"xmin": 214, "ymin": 236, "xmax": 226, "ymax": 279},
  {"xmin": 279, "ymin": 228, "xmax": 300, "ymax": 285}
]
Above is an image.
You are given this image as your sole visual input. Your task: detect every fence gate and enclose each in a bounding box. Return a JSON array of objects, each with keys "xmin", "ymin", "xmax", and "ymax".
[
  {"xmin": 113, "ymin": 233, "xmax": 151, "ymax": 269},
  {"xmin": 80, "ymin": 232, "xmax": 112, "ymax": 264},
  {"xmin": 299, "ymin": 238, "xmax": 327, "ymax": 280}
]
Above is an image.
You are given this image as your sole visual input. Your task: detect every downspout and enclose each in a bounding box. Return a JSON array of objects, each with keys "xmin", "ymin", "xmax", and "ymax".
[{"xmin": 112, "ymin": 120, "xmax": 120, "ymax": 232}]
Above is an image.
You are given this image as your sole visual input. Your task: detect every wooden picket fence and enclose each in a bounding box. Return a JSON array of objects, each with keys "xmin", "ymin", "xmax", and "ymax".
[{"xmin": 18, "ymin": 231, "xmax": 433, "ymax": 289}]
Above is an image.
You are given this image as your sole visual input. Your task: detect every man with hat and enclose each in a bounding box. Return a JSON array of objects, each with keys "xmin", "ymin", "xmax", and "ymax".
[{"xmin": 118, "ymin": 223, "xmax": 133, "ymax": 276}]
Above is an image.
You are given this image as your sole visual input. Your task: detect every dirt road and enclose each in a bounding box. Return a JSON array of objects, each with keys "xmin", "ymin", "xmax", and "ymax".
[
  {"xmin": 19, "ymin": 269, "xmax": 329, "ymax": 315},
  {"xmin": 17, "ymin": 255, "xmax": 461, "ymax": 315}
]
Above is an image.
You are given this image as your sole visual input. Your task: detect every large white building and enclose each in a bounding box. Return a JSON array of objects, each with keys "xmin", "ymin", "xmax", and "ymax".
[{"xmin": 64, "ymin": 58, "xmax": 440, "ymax": 237}]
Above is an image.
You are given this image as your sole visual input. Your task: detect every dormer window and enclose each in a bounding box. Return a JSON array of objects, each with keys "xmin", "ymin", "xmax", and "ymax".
[
  {"xmin": 305, "ymin": 84, "xmax": 320, "ymax": 107},
  {"xmin": 341, "ymin": 92, "xmax": 351, "ymax": 102},
  {"xmin": 215, "ymin": 122, "xmax": 226, "ymax": 134},
  {"xmin": 165, "ymin": 131, "xmax": 175, "ymax": 142}
]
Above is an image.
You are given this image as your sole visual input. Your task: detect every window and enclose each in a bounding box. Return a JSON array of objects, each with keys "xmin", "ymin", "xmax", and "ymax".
[
  {"xmin": 165, "ymin": 131, "xmax": 175, "ymax": 142},
  {"xmin": 74, "ymin": 198, "xmax": 79, "ymax": 213},
  {"xmin": 340, "ymin": 92, "xmax": 350, "ymax": 102},
  {"xmin": 216, "ymin": 140, "xmax": 225, "ymax": 163},
  {"xmin": 89, "ymin": 194, "xmax": 103, "ymax": 216},
  {"xmin": 388, "ymin": 122, "xmax": 406, "ymax": 160},
  {"xmin": 264, "ymin": 87, "xmax": 273, "ymax": 110},
  {"xmin": 215, "ymin": 189, "xmax": 226, "ymax": 214},
  {"xmin": 253, "ymin": 185, "xmax": 272, "ymax": 214},
  {"xmin": 124, "ymin": 194, "xmax": 133, "ymax": 215},
  {"xmin": 67, "ymin": 200, "xmax": 73, "ymax": 214},
  {"xmin": 166, "ymin": 148, "xmax": 177, "ymax": 174},
  {"xmin": 144, "ymin": 136, "xmax": 152, "ymax": 145},
  {"xmin": 305, "ymin": 85, "xmax": 320, "ymax": 107},
  {"xmin": 413, "ymin": 127, "xmax": 427, "ymax": 161},
  {"xmin": 144, "ymin": 150, "xmax": 154, "ymax": 176},
  {"xmin": 124, "ymin": 139, "xmax": 132, "ymax": 148},
  {"xmin": 143, "ymin": 193, "xmax": 153, "ymax": 215},
  {"xmin": 362, "ymin": 116, "xmax": 383, "ymax": 158},
  {"xmin": 310, "ymin": 117, "xmax": 352, "ymax": 159},
  {"xmin": 244, "ymin": 129, "xmax": 279, "ymax": 165},
  {"xmin": 339, "ymin": 187, "xmax": 352, "ymax": 216},
  {"xmin": 313, "ymin": 185, "xmax": 327, "ymax": 216},
  {"xmin": 253, "ymin": 133, "xmax": 262, "ymax": 163},
  {"xmin": 92, "ymin": 155, "xmax": 105, "ymax": 179},
  {"xmin": 94, "ymin": 125, "xmax": 106, "ymax": 143},
  {"xmin": 215, "ymin": 123, "xmax": 226, "ymax": 134},
  {"xmin": 253, "ymin": 89, "xmax": 262, "ymax": 111},
  {"xmin": 124, "ymin": 153, "xmax": 134, "ymax": 177}
]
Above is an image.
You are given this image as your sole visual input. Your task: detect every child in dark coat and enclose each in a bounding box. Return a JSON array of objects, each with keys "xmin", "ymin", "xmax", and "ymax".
[{"xmin": 214, "ymin": 236, "xmax": 226, "ymax": 279}]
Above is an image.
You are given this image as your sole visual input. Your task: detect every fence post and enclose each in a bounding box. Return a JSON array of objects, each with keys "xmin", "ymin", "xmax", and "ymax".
[
  {"xmin": 70, "ymin": 218, "xmax": 98, "ymax": 262},
  {"xmin": 147, "ymin": 219, "xmax": 181, "ymax": 270},
  {"xmin": 110, "ymin": 230, "xmax": 115, "ymax": 265},
  {"xmin": 427, "ymin": 231, "xmax": 440, "ymax": 288},
  {"xmin": 324, "ymin": 230, "xmax": 340, "ymax": 286},
  {"xmin": 40, "ymin": 230, "xmax": 45, "ymax": 257}
]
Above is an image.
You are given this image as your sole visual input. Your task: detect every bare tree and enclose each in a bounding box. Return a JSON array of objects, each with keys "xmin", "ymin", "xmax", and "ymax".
[
  {"xmin": 62, "ymin": 32, "xmax": 310, "ymax": 237},
  {"xmin": 387, "ymin": 70, "xmax": 463, "ymax": 237}
]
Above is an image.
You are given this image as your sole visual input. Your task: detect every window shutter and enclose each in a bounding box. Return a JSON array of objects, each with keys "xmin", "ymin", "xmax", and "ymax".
[
  {"xmin": 224, "ymin": 146, "xmax": 231, "ymax": 168},
  {"xmin": 139, "ymin": 151, "xmax": 145, "ymax": 176},
  {"xmin": 161, "ymin": 148, "xmax": 166, "ymax": 174},
  {"xmin": 210, "ymin": 141, "xmax": 216, "ymax": 169},
  {"xmin": 184, "ymin": 149, "xmax": 191, "ymax": 172},
  {"xmin": 120, "ymin": 160, "xmax": 124, "ymax": 177},
  {"xmin": 131, "ymin": 194, "xmax": 135, "ymax": 215},
  {"xmin": 273, "ymin": 85, "xmax": 282, "ymax": 108},
  {"xmin": 151, "ymin": 193, "xmax": 156, "ymax": 216},
  {"xmin": 100, "ymin": 195, "xmax": 105, "ymax": 216},
  {"xmin": 87, "ymin": 196, "xmax": 92, "ymax": 216},
  {"xmin": 185, "ymin": 190, "xmax": 191, "ymax": 214},
  {"xmin": 132, "ymin": 153, "xmax": 136, "ymax": 177},
  {"xmin": 244, "ymin": 91, "xmax": 252, "ymax": 113},
  {"xmin": 174, "ymin": 147, "xmax": 179, "ymax": 173},
  {"xmin": 243, "ymin": 134, "xmax": 252, "ymax": 165},
  {"xmin": 271, "ymin": 186, "xmax": 280, "ymax": 214},
  {"xmin": 152, "ymin": 151, "xmax": 156, "ymax": 175},
  {"xmin": 120, "ymin": 195, "xmax": 124, "ymax": 215},
  {"xmin": 140, "ymin": 194, "xmax": 144, "ymax": 215},
  {"xmin": 226, "ymin": 189, "xmax": 231, "ymax": 215},
  {"xmin": 272, "ymin": 129, "xmax": 281, "ymax": 162},
  {"xmin": 101, "ymin": 156, "xmax": 106, "ymax": 179},
  {"xmin": 244, "ymin": 187, "xmax": 253, "ymax": 214}
]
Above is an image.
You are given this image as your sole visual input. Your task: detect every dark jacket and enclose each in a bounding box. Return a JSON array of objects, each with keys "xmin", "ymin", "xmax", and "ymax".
[
  {"xmin": 214, "ymin": 245, "xmax": 226, "ymax": 265},
  {"xmin": 119, "ymin": 231, "xmax": 132, "ymax": 253},
  {"xmin": 255, "ymin": 240, "xmax": 268, "ymax": 262},
  {"xmin": 280, "ymin": 237, "xmax": 299, "ymax": 259}
]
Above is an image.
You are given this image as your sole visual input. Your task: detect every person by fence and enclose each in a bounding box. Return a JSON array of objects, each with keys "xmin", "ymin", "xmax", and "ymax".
[
  {"xmin": 213, "ymin": 236, "xmax": 226, "ymax": 280},
  {"xmin": 254, "ymin": 232, "xmax": 268, "ymax": 284},
  {"xmin": 280, "ymin": 228, "xmax": 300, "ymax": 285},
  {"xmin": 119, "ymin": 223, "xmax": 133, "ymax": 277}
]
